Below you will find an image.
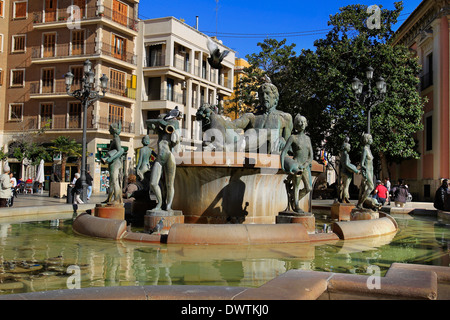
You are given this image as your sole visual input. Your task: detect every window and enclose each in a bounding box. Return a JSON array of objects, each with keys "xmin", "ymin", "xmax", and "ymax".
[
  {"xmin": 43, "ymin": 33, "xmax": 56, "ymax": 57},
  {"xmin": 113, "ymin": 0, "xmax": 128, "ymax": 26},
  {"xmin": 147, "ymin": 44, "xmax": 163, "ymax": 67},
  {"xmin": 9, "ymin": 104, "xmax": 23, "ymax": 121},
  {"xmin": 42, "ymin": 68, "xmax": 54, "ymax": 93},
  {"xmin": 0, "ymin": 1, "xmax": 4, "ymax": 18},
  {"xmin": 72, "ymin": 30, "xmax": 84, "ymax": 55},
  {"xmin": 109, "ymin": 104, "xmax": 124, "ymax": 125},
  {"xmin": 11, "ymin": 69, "xmax": 25, "ymax": 87},
  {"xmin": 12, "ymin": 35, "xmax": 26, "ymax": 52},
  {"xmin": 73, "ymin": 0, "xmax": 86, "ymax": 18},
  {"xmin": 425, "ymin": 115, "xmax": 433, "ymax": 151},
  {"xmin": 110, "ymin": 69, "xmax": 126, "ymax": 96},
  {"xmin": 166, "ymin": 78, "xmax": 174, "ymax": 101},
  {"xmin": 112, "ymin": 34, "xmax": 126, "ymax": 60},
  {"xmin": 69, "ymin": 102, "xmax": 82, "ymax": 128},
  {"xmin": 0, "ymin": 69, "xmax": 3, "ymax": 86},
  {"xmin": 70, "ymin": 66, "xmax": 83, "ymax": 89},
  {"xmin": 0, "ymin": 34, "xmax": 3, "ymax": 52},
  {"xmin": 14, "ymin": 1, "xmax": 27, "ymax": 19},
  {"xmin": 45, "ymin": 0, "xmax": 57, "ymax": 22},
  {"xmin": 40, "ymin": 103, "xmax": 53, "ymax": 129}
]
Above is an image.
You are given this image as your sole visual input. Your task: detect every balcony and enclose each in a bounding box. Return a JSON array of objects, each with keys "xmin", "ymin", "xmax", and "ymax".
[
  {"xmin": 31, "ymin": 42, "xmax": 96, "ymax": 61},
  {"xmin": 420, "ymin": 72, "xmax": 433, "ymax": 91},
  {"xmin": 97, "ymin": 117, "xmax": 133, "ymax": 133},
  {"xmin": 29, "ymin": 79, "xmax": 136, "ymax": 101},
  {"xmin": 141, "ymin": 89, "xmax": 185, "ymax": 111},
  {"xmin": 33, "ymin": 6, "xmax": 138, "ymax": 35},
  {"xmin": 144, "ymin": 54, "xmax": 167, "ymax": 68},
  {"xmin": 23, "ymin": 115, "xmax": 133, "ymax": 133},
  {"xmin": 31, "ymin": 42, "xmax": 137, "ymax": 67}
]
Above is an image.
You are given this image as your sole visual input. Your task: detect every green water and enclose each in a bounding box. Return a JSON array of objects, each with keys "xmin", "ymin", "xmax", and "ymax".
[{"xmin": 0, "ymin": 213, "xmax": 448, "ymax": 295}]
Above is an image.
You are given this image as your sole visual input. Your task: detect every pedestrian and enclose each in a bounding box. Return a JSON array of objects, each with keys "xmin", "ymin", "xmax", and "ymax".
[
  {"xmin": 86, "ymin": 171, "xmax": 93, "ymax": 200},
  {"xmin": 384, "ymin": 177, "xmax": 391, "ymax": 205},
  {"xmin": 0, "ymin": 165, "xmax": 12, "ymax": 207},
  {"xmin": 71, "ymin": 173, "xmax": 79, "ymax": 186},
  {"xmin": 391, "ymin": 179, "xmax": 409, "ymax": 208},
  {"xmin": 374, "ymin": 180, "xmax": 388, "ymax": 205},
  {"xmin": 433, "ymin": 179, "xmax": 448, "ymax": 211},
  {"xmin": 9, "ymin": 172, "xmax": 17, "ymax": 207},
  {"xmin": 71, "ymin": 173, "xmax": 83, "ymax": 204}
]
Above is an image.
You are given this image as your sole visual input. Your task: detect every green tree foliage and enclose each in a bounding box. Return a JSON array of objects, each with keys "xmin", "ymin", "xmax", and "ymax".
[
  {"xmin": 9, "ymin": 141, "xmax": 52, "ymax": 165},
  {"xmin": 235, "ymin": 2, "xmax": 425, "ymax": 178},
  {"xmin": 49, "ymin": 136, "xmax": 82, "ymax": 182}
]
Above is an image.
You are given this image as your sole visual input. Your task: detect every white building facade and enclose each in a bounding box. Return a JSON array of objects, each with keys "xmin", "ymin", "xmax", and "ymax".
[{"xmin": 135, "ymin": 17, "xmax": 235, "ymax": 149}]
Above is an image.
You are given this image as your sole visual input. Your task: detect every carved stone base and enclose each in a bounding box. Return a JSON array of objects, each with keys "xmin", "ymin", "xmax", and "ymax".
[
  {"xmin": 144, "ymin": 209, "xmax": 184, "ymax": 234},
  {"xmin": 276, "ymin": 211, "xmax": 315, "ymax": 234},
  {"xmin": 350, "ymin": 208, "xmax": 379, "ymax": 221},
  {"xmin": 331, "ymin": 202, "xmax": 355, "ymax": 221},
  {"xmin": 94, "ymin": 203, "xmax": 125, "ymax": 220}
]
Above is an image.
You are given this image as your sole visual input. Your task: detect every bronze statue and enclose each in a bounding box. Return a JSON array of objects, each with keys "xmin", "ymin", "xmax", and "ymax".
[
  {"xmin": 136, "ymin": 135, "xmax": 152, "ymax": 181},
  {"xmin": 280, "ymin": 114, "xmax": 313, "ymax": 213},
  {"xmin": 196, "ymin": 103, "xmax": 245, "ymax": 152},
  {"xmin": 338, "ymin": 137, "xmax": 360, "ymax": 203},
  {"xmin": 103, "ymin": 122, "xmax": 124, "ymax": 204},
  {"xmin": 356, "ymin": 133, "xmax": 376, "ymax": 209},
  {"xmin": 146, "ymin": 114, "xmax": 181, "ymax": 211},
  {"xmin": 232, "ymin": 82, "xmax": 293, "ymax": 154}
]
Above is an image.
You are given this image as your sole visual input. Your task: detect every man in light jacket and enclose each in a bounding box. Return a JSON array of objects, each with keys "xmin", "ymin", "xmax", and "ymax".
[{"xmin": 0, "ymin": 165, "xmax": 12, "ymax": 207}]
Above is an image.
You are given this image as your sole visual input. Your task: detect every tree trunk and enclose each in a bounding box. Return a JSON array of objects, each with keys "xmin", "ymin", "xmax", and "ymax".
[
  {"xmin": 378, "ymin": 151, "xmax": 390, "ymax": 181},
  {"xmin": 61, "ymin": 157, "xmax": 67, "ymax": 182}
]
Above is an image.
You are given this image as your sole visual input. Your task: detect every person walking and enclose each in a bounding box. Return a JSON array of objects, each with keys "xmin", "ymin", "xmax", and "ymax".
[
  {"xmin": 86, "ymin": 171, "xmax": 93, "ymax": 200},
  {"xmin": 71, "ymin": 173, "xmax": 83, "ymax": 204},
  {"xmin": 391, "ymin": 179, "xmax": 409, "ymax": 208},
  {"xmin": 9, "ymin": 172, "xmax": 17, "ymax": 207},
  {"xmin": 434, "ymin": 179, "xmax": 448, "ymax": 211},
  {"xmin": 0, "ymin": 165, "xmax": 12, "ymax": 207}
]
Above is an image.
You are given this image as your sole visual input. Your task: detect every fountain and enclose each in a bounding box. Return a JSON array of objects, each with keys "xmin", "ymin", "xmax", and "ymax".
[{"xmin": 72, "ymin": 82, "xmax": 398, "ymax": 244}]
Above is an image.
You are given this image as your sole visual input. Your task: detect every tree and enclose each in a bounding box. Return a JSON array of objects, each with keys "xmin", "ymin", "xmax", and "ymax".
[
  {"xmin": 293, "ymin": 2, "xmax": 425, "ymax": 179},
  {"xmin": 49, "ymin": 136, "xmax": 82, "ymax": 182},
  {"xmin": 228, "ymin": 38, "xmax": 297, "ymax": 116}
]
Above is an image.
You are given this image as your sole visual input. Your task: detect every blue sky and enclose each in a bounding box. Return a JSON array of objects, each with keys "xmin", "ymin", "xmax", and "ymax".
[{"xmin": 138, "ymin": 0, "xmax": 424, "ymax": 58}]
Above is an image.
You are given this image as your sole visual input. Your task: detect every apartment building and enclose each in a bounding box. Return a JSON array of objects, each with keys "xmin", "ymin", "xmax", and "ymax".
[
  {"xmin": 0, "ymin": 0, "xmax": 10, "ymax": 137},
  {"xmin": 135, "ymin": 17, "xmax": 235, "ymax": 147},
  {"xmin": 391, "ymin": 0, "xmax": 449, "ymax": 201},
  {"xmin": 1, "ymin": 0, "xmax": 139, "ymax": 193},
  {"xmin": 223, "ymin": 57, "xmax": 250, "ymax": 120}
]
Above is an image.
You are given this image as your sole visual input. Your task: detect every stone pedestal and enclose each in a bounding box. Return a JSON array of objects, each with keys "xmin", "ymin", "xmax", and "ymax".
[
  {"xmin": 350, "ymin": 208, "xmax": 379, "ymax": 221},
  {"xmin": 144, "ymin": 209, "xmax": 184, "ymax": 234},
  {"xmin": 49, "ymin": 182, "xmax": 70, "ymax": 198},
  {"xmin": 94, "ymin": 203, "xmax": 125, "ymax": 220},
  {"xmin": 331, "ymin": 202, "xmax": 355, "ymax": 221},
  {"xmin": 276, "ymin": 211, "xmax": 316, "ymax": 234}
]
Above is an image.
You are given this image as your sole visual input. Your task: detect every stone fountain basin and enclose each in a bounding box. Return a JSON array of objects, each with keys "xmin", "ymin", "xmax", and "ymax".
[{"xmin": 172, "ymin": 152, "xmax": 324, "ymax": 224}]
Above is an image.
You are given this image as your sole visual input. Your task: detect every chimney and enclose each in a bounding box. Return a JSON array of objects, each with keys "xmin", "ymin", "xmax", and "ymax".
[{"xmin": 196, "ymin": 16, "xmax": 199, "ymax": 30}]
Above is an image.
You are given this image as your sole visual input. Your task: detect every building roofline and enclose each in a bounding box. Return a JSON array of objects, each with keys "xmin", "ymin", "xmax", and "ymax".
[
  {"xmin": 140, "ymin": 16, "xmax": 236, "ymax": 53},
  {"xmin": 393, "ymin": 0, "xmax": 449, "ymax": 45}
]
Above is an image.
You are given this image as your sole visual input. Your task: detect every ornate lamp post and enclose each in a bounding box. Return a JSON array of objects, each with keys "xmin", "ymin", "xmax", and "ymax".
[
  {"xmin": 351, "ymin": 66, "xmax": 387, "ymax": 135},
  {"xmin": 65, "ymin": 59, "xmax": 109, "ymax": 202}
]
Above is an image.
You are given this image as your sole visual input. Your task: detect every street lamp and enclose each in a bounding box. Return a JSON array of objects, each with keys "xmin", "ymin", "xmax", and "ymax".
[
  {"xmin": 64, "ymin": 59, "xmax": 109, "ymax": 202},
  {"xmin": 351, "ymin": 66, "xmax": 387, "ymax": 135}
]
